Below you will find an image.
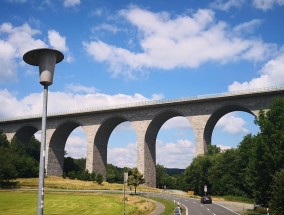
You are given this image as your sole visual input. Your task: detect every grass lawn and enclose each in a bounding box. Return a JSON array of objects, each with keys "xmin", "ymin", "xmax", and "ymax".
[
  {"xmin": 150, "ymin": 197, "xmax": 177, "ymax": 215},
  {"xmin": 0, "ymin": 190, "xmax": 156, "ymax": 215}
]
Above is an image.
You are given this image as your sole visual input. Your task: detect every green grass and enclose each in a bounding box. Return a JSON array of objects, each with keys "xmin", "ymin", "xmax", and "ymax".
[
  {"xmin": 150, "ymin": 197, "xmax": 177, "ymax": 215},
  {"xmin": 0, "ymin": 191, "xmax": 155, "ymax": 215}
]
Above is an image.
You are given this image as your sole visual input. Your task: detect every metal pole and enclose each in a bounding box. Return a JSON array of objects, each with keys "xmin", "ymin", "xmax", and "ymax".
[
  {"xmin": 123, "ymin": 181, "xmax": 126, "ymax": 215},
  {"xmin": 37, "ymin": 85, "xmax": 48, "ymax": 215}
]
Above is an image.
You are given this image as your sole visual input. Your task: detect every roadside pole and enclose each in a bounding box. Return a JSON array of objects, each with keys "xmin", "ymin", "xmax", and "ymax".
[
  {"xmin": 123, "ymin": 172, "xmax": 128, "ymax": 215},
  {"xmin": 204, "ymin": 185, "xmax": 207, "ymax": 196}
]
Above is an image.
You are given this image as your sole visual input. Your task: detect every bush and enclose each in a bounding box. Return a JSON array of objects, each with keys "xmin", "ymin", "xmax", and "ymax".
[{"xmin": 96, "ymin": 173, "xmax": 103, "ymax": 185}]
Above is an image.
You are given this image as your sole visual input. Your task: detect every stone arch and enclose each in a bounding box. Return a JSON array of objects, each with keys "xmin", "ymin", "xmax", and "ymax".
[
  {"xmin": 13, "ymin": 125, "xmax": 39, "ymax": 146},
  {"xmin": 144, "ymin": 109, "xmax": 185, "ymax": 187},
  {"xmin": 47, "ymin": 120, "xmax": 83, "ymax": 176},
  {"xmin": 204, "ymin": 103, "xmax": 255, "ymax": 146},
  {"xmin": 93, "ymin": 115, "xmax": 129, "ymax": 179}
]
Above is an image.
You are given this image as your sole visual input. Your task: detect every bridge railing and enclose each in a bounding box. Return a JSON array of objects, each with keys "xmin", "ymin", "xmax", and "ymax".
[{"xmin": 0, "ymin": 86, "xmax": 283, "ymax": 122}]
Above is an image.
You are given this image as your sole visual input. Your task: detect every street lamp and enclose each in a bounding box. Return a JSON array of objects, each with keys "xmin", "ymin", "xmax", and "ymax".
[{"xmin": 23, "ymin": 48, "xmax": 64, "ymax": 215}]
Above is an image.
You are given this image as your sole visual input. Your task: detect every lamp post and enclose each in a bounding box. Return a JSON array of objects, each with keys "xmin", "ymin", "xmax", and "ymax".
[{"xmin": 23, "ymin": 48, "xmax": 64, "ymax": 215}]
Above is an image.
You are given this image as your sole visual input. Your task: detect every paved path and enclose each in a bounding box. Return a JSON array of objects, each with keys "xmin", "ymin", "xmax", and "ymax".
[{"xmin": 150, "ymin": 199, "xmax": 165, "ymax": 215}]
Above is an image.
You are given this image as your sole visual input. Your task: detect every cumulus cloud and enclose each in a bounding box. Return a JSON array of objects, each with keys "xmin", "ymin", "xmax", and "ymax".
[
  {"xmin": 48, "ymin": 30, "xmax": 73, "ymax": 63},
  {"xmin": 65, "ymin": 134, "xmax": 87, "ymax": 158},
  {"xmin": 48, "ymin": 30, "xmax": 68, "ymax": 52},
  {"xmin": 83, "ymin": 7, "xmax": 275, "ymax": 79},
  {"xmin": 228, "ymin": 53, "xmax": 284, "ymax": 91},
  {"xmin": 157, "ymin": 139, "xmax": 195, "ymax": 168},
  {"xmin": 108, "ymin": 143, "xmax": 137, "ymax": 168},
  {"xmin": 63, "ymin": 0, "xmax": 80, "ymax": 7},
  {"xmin": 161, "ymin": 116, "xmax": 192, "ymax": 130},
  {"xmin": 0, "ymin": 88, "xmax": 162, "ymax": 118},
  {"xmin": 216, "ymin": 112, "xmax": 248, "ymax": 134},
  {"xmin": 0, "ymin": 22, "xmax": 71, "ymax": 82}
]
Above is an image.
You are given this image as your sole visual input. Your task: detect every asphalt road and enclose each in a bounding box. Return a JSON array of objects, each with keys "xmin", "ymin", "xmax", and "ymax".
[{"xmin": 144, "ymin": 192, "xmax": 239, "ymax": 215}]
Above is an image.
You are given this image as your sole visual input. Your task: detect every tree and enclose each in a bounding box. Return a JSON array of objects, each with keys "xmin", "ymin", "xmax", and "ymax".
[
  {"xmin": 253, "ymin": 98, "xmax": 284, "ymax": 205},
  {"xmin": 0, "ymin": 148, "xmax": 18, "ymax": 183},
  {"xmin": 236, "ymin": 134, "xmax": 257, "ymax": 198},
  {"xmin": 269, "ymin": 168, "xmax": 284, "ymax": 215},
  {"xmin": 206, "ymin": 145, "xmax": 221, "ymax": 156},
  {"xmin": 127, "ymin": 168, "xmax": 145, "ymax": 194},
  {"xmin": 184, "ymin": 155, "xmax": 212, "ymax": 195},
  {"xmin": 208, "ymin": 148, "xmax": 243, "ymax": 196},
  {"xmin": 156, "ymin": 164, "xmax": 168, "ymax": 188},
  {"xmin": 96, "ymin": 173, "xmax": 103, "ymax": 185}
]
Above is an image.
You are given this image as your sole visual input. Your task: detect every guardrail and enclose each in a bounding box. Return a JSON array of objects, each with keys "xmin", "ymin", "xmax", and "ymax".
[{"xmin": 0, "ymin": 86, "xmax": 283, "ymax": 122}]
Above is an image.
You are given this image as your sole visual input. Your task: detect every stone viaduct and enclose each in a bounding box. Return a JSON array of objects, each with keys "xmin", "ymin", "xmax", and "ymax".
[{"xmin": 0, "ymin": 87, "xmax": 284, "ymax": 187}]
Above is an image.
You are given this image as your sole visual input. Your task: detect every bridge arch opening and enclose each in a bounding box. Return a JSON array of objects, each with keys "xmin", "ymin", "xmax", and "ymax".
[
  {"xmin": 145, "ymin": 110, "xmax": 193, "ymax": 187},
  {"xmin": 205, "ymin": 104, "xmax": 259, "ymax": 150},
  {"xmin": 47, "ymin": 121, "xmax": 86, "ymax": 177},
  {"xmin": 107, "ymin": 121, "xmax": 136, "ymax": 183},
  {"xmin": 93, "ymin": 116, "xmax": 132, "ymax": 180},
  {"xmin": 8, "ymin": 126, "xmax": 41, "ymax": 177},
  {"xmin": 13, "ymin": 125, "xmax": 39, "ymax": 147}
]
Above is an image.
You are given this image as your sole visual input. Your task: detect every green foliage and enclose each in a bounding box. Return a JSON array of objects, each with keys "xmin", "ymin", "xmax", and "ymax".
[
  {"xmin": 127, "ymin": 168, "xmax": 145, "ymax": 194},
  {"xmin": 107, "ymin": 164, "xmax": 123, "ymax": 183},
  {"xmin": 0, "ymin": 132, "xmax": 39, "ymax": 183},
  {"xmin": 96, "ymin": 173, "xmax": 103, "ymax": 185},
  {"xmin": 0, "ymin": 148, "xmax": 18, "ymax": 182},
  {"xmin": 269, "ymin": 168, "xmax": 284, "ymax": 215},
  {"xmin": 156, "ymin": 164, "xmax": 179, "ymax": 189},
  {"xmin": 184, "ymin": 155, "xmax": 212, "ymax": 195},
  {"xmin": 206, "ymin": 144, "xmax": 221, "ymax": 156},
  {"xmin": 64, "ymin": 157, "xmax": 81, "ymax": 174},
  {"xmin": 252, "ymin": 98, "xmax": 284, "ymax": 205}
]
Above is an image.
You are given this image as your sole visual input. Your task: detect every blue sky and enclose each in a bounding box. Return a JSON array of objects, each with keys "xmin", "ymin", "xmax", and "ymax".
[{"xmin": 0, "ymin": 0, "xmax": 284, "ymax": 168}]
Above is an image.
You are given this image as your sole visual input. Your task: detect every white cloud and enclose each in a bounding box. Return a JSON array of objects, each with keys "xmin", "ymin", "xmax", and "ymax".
[
  {"xmin": 161, "ymin": 116, "xmax": 192, "ymax": 130},
  {"xmin": 92, "ymin": 24, "xmax": 120, "ymax": 34},
  {"xmin": 252, "ymin": 0, "xmax": 275, "ymax": 11},
  {"xmin": 0, "ymin": 22, "xmax": 46, "ymax": 58},
  {"xmin": 0, "ymin": 88, "xmax": 161, "ymax": 118},
  {"xmin": 108, "ymin": 143, "xmax": 137, "ymax": 168},
  {"xmin": 0, "ymin": 22, "xmax": 71, "ymax": 82},
  {"xmin": 65, "ymin": 134, "xmax": 87, "ymax": 158},
  {"xmin": 83, "ymin": 7, "xmax": 275, "ymax": 79},
  {"xmin": 157, "ymin": 139, "xmax": 195, "ymax": 168},
  {"xmin": 63, "ymin": 0, "xmax": 80, "ymax": 7},
  {"xmin": 228, "ymin": 53, "xmax": 284, "ymax": 91},
  {"xmin": 217, "ymin": 144, "xmax": 233, "ymax": 151},
  {"xmin": 65, "ymin": 83, "xmax": 99, "ymax": 94},
  {"xmin": 211, "ymin": 0, "xmax": 244, "ymax": 11},
  {"xmin": 216, "ymin": 112, "xmax": 248, "ymax": 134},
  {"xmin": 233, "ymin": 19, "xmax": 262, "ymax": 35},
  {"xmin": 48, "ymin": 30, "xmax": 68, "ymax": 52}
]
